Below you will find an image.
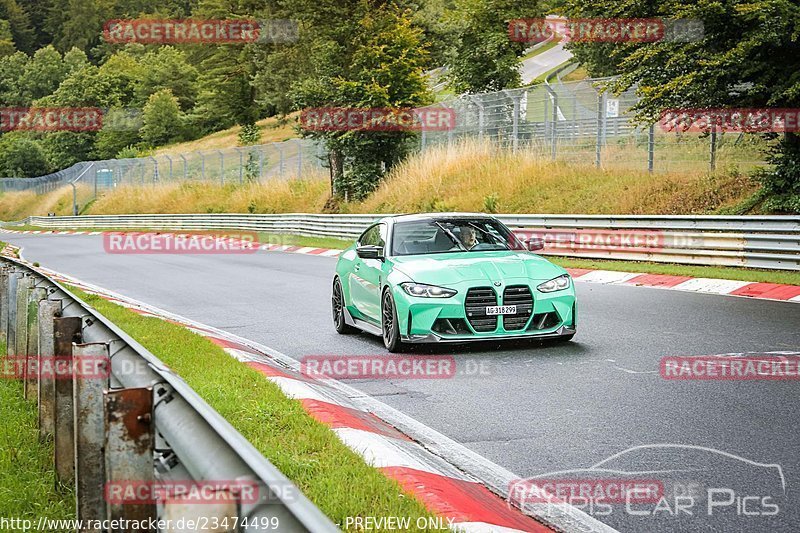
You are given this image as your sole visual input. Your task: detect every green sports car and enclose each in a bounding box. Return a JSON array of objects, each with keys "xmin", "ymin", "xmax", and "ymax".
[{"xmin": 332, "ymin": 213, "xmax": 577, "ymax": 351}]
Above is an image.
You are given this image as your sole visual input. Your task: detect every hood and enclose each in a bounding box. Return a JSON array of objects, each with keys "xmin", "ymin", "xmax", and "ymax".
[{"xmin": 391, "ymin": 251, "xmax": 565, "ymax": 286}]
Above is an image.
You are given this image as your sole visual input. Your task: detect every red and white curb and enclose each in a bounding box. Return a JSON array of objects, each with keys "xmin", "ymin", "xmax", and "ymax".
[
  {"xmin": 9, "ymin": 259, "xmax": 616, "ymax": 533},
  {"xmin": 4, "ymin": 227, "xmax": 796, "ymax": 303}
]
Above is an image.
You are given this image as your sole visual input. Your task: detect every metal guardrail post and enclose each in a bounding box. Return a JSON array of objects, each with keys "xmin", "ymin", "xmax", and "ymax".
[
  {"xmin": 6, "ymin": 271, "xmax": 19, "ymax": 356},
  {"xmin": 38, "ymin": 299, "xmax": 61, "ymax": 440},
  {"xmin": 648, "ymin": 124, "xmax": 655, "ymax": 173},
  {"xmin": 74, "ymin": 342, "xmax": 110, "ymax": 526},
  {"xmin": 0, "ymin": 266, "xmax": 9, "ymax": 345},
  {"xmin": 15, "ymin": 274, "xmax": 31, "ymax": 367},
  {"xmin": 54, "ymin": 316, "xmax": 82, "ymax": 484},
  {"xmin": 104, "ymin": 387, "xmax": 156, "ymax": 530},
  {"xmin": 25, "ymin": 286, "xmax": 47, "ymax": 400}
]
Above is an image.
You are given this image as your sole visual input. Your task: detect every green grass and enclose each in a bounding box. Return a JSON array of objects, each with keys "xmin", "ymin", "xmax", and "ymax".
[
  {"xmin": 0, "ymin": 343, "xmax": 75, "ymax": 529},
  {"xmin": 68, "ymin": 288, "xmax": 446, "ymax": 532}
]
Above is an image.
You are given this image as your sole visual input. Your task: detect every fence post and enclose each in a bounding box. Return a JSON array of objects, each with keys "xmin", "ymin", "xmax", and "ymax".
[
  {"xmin": 73, "ymin": 342, "xmax": 110, "ymax": 527},
  {"xmin": 200, "ymin": 152, "xmax": 205, "ymax": 180},
  {"xmin": 595, "ymin": 92, "xmax": 606, "ymax": 168},
  {"xmin": 544, "ymin": 85, "xmax": 558, "ymax": 161},
  {"xmin": 104, "ymin": 387, "xmax": 156, "ymax": 530},
  {"xmin": 297, "ymin": 140, "xmax": 303, "ymax": 176},
  {"xmin": 219, "ymin": 151, "xmax": 225, "ymax": 185},
  {"xmin": 709, "ymin": 126, "xmax": 717, "ymax": 172},
  {"xmin": 38, "ymin": 299, "xmax": 61, "ymax": 440},
  {"xmin": 53, "ymin": 316, "xmax": 82, "ymax": 484},
  {"xmin": 648, "ymin": 124, "xmax": 655, "ymax": 173},
  {"xmin": 238, "ymin": 148, "xmax": 244, "ymax": 184},
  {"xmin": 165, "ymin": 155, "xmax": 173, "ymax": 181},
  {"xmin": 512, "ymin": 94, "xmax": 521, "ymax": 151},
  {"xmin": 179, "ymin": 154, "xmax": 188, "ymax": 180},
  {"xmin": 259, "ymin": 149, "xmax": 265, "ymax": 179},
  {"xmin": 279, "ymin": 144, "xmax": 285, "ymax": 174}
]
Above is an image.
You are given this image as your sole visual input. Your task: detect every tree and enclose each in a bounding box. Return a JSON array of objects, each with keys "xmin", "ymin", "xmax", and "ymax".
[
  {"xmin": 18, "ymin": 45, "xmax": 68, "ymax": 102},
  {"xmin": 135, "ymin": 47, "xmax": 199, "ymax": 111},
  {"xmin": 291, "ymin": 2, "xmax": 432, "ymax": 200},
  {"xmin": 0, "ymin": 19, "xmax": 16, "ymax": 56},
  {"xmin": 141, "ymin": 88, "xmax": 183, "ymax": 146},
  {"xmin": 564, "ymin": 0, "xmax": 800, "ymax": 212},
  {"xmin": 444, "ymin": 0, "xmax": 532, "ymax": 93},
  {"xmin": 0, "ymin": 0, "xmax": 35, "ymax": 53},
  {"xmin": 0, "ymin": 133, "xmax": 50, "ymax": 177}
]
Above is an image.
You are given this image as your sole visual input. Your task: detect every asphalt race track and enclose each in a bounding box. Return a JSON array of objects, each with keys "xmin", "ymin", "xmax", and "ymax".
[{"xmin": 6, "ymin": 232, "xmax": 799, "ymax": 533}]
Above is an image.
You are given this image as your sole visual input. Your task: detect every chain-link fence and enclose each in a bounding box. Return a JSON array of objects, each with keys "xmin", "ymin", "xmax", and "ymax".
[
  {"xmin": 0, "ymin": 138, "xmax": 326, "ymax": 214},
  {"xmin": 418, "ymin": 72, "xmax": 769, "ymax": 174}
]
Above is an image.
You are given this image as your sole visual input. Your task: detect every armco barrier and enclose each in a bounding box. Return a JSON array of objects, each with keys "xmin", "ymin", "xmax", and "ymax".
[
  {"xmin": 12, "ymin": 213, "xmax": 800, "ymax": 270},
  {"xmin": 0, "ymin": 255, "xmax": 338, "ymax": 532}
]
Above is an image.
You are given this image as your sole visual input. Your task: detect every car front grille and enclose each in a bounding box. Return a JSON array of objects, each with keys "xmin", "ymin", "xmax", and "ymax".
[
  {"xmin": 465, "ymin": 287, "xmax": 498, "ymax": 332},
  {"xmin": 502, "ymin": 285, "xmax": 533, "ymax": 330}
]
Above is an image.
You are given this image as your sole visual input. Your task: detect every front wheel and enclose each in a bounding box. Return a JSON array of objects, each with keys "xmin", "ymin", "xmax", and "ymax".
[
  {"xmin": 332, "ymin": 278, "xmax": 356, "ymax": 334},
  {"xmin": 381, "ymin": 290, "xmax": 403, "ymax": 352}
]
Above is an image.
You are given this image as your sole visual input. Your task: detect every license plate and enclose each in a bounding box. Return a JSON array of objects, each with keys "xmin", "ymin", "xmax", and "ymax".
[{"xmin": 485, "ymin": 305, "xmax": 517, "ymax": 315}]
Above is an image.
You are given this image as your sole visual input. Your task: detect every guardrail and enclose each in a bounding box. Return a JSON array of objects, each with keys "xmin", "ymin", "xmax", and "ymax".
[
  {"xmin": 11, "ymin": 213, "xmax": 800, "ymax": 271},
  {"xmin": 0, "ymin": 255, "xmax": 338, "ymax": 532}
]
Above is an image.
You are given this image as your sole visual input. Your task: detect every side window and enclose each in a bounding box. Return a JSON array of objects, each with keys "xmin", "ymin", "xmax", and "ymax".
[
  {"xmin": 358, "ymin": 224, "xmax": 386, "ymax": 248},
  {"xmin": 359, "ymin": 225, "xmax": 379, "ymax": 246}
]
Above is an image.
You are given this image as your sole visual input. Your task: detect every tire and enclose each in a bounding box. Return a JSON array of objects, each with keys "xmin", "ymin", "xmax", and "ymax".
[
  {"xmin": 332, "ymin": 278, "xmax": 356, "ymax": 334},
  {"xmin": 381, "ymin": 289, "xmax": 404, "ymax": 352}
]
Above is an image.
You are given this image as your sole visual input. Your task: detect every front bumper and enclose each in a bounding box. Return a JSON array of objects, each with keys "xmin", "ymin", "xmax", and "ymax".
[
  {"xmin": 393, "ymin": 279, "xmax": 576, "ymax": 344},
  {"xmin": 401, "ymin": 325, "xmax": 576, "ymax": 343}
]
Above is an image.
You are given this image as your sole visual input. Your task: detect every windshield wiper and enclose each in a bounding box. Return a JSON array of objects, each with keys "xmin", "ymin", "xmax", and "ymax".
[{"xmin": 433, "ymin": 221, "xmax": 467, "ymax": 251}]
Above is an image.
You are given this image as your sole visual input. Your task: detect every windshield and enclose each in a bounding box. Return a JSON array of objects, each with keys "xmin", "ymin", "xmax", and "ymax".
[{"xmin": 391, "ymin": 218, "xmax": 526, "ymax": 256}]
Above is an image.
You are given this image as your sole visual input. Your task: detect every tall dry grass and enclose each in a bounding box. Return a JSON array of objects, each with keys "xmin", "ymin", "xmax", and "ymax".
[
  {"xmin": 2, "ymin": 139, "xmax": 758, "ymax": 220},
  {"xmin": 88, "ymin": 173, "xmax": 330, "ymax": 215},
  {"xmin": 350, "ymin": 140, "xmax": 757, "ymax": 214},
  {"xmin": 0, "ymin": 187, "xmax": 81, "ymax": 221}
]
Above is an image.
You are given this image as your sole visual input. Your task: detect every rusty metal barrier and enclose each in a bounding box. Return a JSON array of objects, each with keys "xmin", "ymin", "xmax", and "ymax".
[{"xmin": 0, "ymin": 256, "xmax": 338, "ymax": 532}]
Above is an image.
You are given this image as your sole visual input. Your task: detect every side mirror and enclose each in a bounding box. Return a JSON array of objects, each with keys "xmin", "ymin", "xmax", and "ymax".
[
  {"xmin": 356, "ymin": 245, "xmax": 384, "ymax": 260},
  {"xmin": 526, "ymin": 237, "xmax": 545, "ymax": 251}
]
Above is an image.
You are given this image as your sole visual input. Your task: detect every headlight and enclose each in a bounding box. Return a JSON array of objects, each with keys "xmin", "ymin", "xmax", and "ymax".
[
  {"xmin": 537, "ymin": 274, "xmax": 571, "ymax": 293},
  {"xmin": 400, "ymin": 283, "xmax": 457, "ymax": 298}
]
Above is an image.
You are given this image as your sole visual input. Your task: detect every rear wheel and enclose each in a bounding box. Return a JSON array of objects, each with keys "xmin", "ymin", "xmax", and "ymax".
[
  {"xmin": 332, "ymin": 278, "xmax": 356, "ymax": 334},
  {"xmin": 381, "ymin": 290, "xmax": 403, "ymax": 352}
]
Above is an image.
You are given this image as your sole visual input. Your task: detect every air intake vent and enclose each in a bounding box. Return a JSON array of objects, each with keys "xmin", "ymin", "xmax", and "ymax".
[
  {"xmin": 502, "ymin": 285, "xmax": 533, "ymax": 330},
  {"xmin": 465, "ymin": 287, "xmax": 498, "ymax": 332}
]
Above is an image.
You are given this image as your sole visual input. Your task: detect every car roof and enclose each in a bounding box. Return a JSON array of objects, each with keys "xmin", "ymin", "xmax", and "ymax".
[{"xmin": 381, "ymin": 212, "xmax": 496, "ymax": 223}]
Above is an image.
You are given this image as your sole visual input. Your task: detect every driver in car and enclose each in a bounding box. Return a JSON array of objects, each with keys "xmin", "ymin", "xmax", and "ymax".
[{"xmin": 459, "ymin": 225, "xmax": 478, "ymax": 250}]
